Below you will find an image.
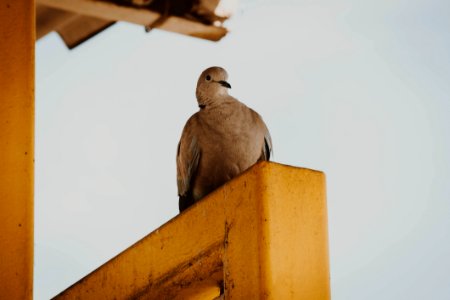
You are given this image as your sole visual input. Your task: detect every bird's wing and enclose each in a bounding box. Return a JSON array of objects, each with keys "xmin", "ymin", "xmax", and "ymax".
[
  {"xmin": 251, "ymin": 109, "xmax": 272, "ymax": 161},
  {"xmin": 176, "ymin": 122, "xmax": 201, "ymax": 197}
]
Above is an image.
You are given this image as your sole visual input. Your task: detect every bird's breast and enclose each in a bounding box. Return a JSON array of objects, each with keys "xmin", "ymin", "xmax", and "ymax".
[{"xmin": 192, "ymin": 107, "xmax": 264, "ymax": 199}]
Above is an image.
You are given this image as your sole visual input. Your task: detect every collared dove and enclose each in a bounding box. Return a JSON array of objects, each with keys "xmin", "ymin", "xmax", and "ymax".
[{"xmin": 176, "ymin": 66, "xmax": 272, "ymax": 212}]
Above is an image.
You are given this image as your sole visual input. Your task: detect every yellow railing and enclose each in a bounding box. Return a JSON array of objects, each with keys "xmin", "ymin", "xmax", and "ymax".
[{"xmin": 54, "ymin": 162, "xmax": 330, "ymax": 299}]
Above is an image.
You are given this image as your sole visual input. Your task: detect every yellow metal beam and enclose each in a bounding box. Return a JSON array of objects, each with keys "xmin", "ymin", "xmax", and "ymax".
[
  {"xmin": 54, "ymin": 162, "xmax": 330, "ymax": 299},
  {"xmin": 36, "ymin": 0, "xmax": 228, "ymax": 41},
  {"xmin": 0, "ymin": 1, "xmax": 35, "ymax": 299}
]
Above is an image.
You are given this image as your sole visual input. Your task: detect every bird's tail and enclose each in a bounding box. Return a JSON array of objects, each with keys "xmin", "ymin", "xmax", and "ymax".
[{"xmin": 179, "ymin": 195, "xmax": 196, "ymax": 212}]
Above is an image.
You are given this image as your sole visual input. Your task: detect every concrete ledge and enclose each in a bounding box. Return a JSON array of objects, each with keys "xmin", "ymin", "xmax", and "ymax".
[{"xmin": 54, "ymin": 162, "xmax": 330, "ymax": 299}]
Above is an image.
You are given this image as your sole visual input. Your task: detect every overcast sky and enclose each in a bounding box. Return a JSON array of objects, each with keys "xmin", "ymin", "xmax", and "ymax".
[{"xmin": 35, "ymin": 1, "xmax": 450, "ymax": 299}]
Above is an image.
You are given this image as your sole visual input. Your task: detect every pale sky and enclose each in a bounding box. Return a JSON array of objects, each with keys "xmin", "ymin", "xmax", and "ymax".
[{"xmin": 35, "ymin": 1, "xmax": 450, "ymax": 299}]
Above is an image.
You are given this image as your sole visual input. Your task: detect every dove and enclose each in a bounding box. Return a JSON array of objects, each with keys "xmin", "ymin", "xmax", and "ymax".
[{"xmin": 176, "ymin": 66, "xmax": 272, "ymax": 212}]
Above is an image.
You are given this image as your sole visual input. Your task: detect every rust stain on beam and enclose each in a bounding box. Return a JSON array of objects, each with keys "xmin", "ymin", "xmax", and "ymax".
[{"xmin": 134, "ymin": 243, "xmax": 223, "ymax": 299}]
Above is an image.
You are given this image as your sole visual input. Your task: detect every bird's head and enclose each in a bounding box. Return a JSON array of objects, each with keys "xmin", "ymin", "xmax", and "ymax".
[{"xmin": 196, "ymin": 66, "xmax": 231, "ymax": 109}]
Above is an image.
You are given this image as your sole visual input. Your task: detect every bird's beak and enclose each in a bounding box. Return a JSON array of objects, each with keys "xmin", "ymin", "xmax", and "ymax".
[{"xmin": 218, "ymin": 80, "xmax": 231, "ymax": 89}]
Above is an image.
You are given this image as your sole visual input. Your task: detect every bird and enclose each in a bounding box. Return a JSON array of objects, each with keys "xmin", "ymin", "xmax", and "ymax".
[{"xmin": 176, "ymin": 66, "xmax": 272, "ymax": 212}]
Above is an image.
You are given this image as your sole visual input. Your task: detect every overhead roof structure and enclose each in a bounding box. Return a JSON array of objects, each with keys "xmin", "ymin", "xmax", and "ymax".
[{"xmin": 36, "ymin": 0, "xmax": 237, "ymax": 49}]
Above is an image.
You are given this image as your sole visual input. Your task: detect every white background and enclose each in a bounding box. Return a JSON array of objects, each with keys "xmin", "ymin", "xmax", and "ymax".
[{"xmin": 35, "ymin": 1, "xmax": 450, "ymax": 299}]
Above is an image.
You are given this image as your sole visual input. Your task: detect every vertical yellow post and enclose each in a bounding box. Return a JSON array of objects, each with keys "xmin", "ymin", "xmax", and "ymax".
[
  {"xmin": 0, "ymin": 1, "xmax": 35, "ymax": 299},
  {"xmin": 223, "ymin": 163, "xmax": 330, "ymax": 299}
]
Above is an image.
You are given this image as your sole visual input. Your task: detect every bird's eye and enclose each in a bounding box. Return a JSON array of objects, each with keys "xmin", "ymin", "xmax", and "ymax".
[{"xmin": 205, "ymin": 75, "xmax": 211, "ymax": 81}]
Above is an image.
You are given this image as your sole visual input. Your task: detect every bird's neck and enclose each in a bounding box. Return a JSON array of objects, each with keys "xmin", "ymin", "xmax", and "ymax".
[{"xmin": 197, "ymin": 92, "xmax": 231, "ymax": 109}]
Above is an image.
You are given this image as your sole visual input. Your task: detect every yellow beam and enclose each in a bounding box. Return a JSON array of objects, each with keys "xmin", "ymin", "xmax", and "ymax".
[
  {"xmin": 36, "ymin": 0, "xmax": 228, "ymax": 41},
  {"xmin": 54, "ymin": 162, "xmax": 330, "ymax": 299},
  {"xmin": 0, "ymin": 1, "xmax": 35, "ymax": 299}
]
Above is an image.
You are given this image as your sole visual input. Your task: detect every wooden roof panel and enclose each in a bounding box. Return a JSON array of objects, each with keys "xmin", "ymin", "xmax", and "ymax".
[{"xmin": 36, "ymin": 0, "xmax": 234, "ymax": 48}]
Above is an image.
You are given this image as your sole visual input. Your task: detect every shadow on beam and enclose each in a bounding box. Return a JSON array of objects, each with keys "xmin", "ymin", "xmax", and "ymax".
[{"xmin": 53, "ymin": 162, "xmax": 330, "ymax": 299}]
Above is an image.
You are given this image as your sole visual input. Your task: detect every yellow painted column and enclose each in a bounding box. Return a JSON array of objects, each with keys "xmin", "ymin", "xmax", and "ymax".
[
  {"xmin": 0, "ymin": 1, "xmax": 35, "ymax": 299},
  {"xmin": 223, "ymin": 163, "xmax": 330, "ymax": 299}
]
